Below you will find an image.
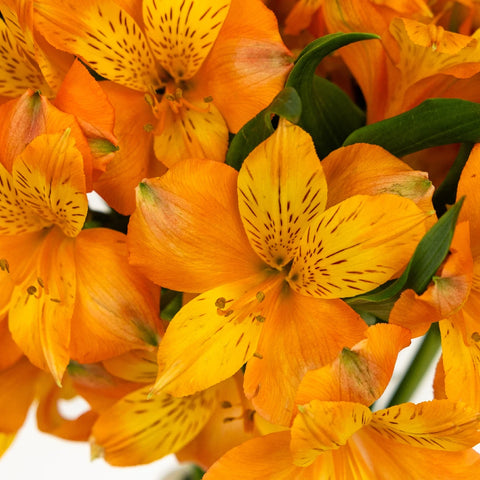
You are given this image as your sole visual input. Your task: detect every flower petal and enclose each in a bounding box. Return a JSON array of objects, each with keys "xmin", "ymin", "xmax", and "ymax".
[
  {"xmin": 197, "ymin": 0, "xmax": 293, "ymax": 132},
  {"xmin": 102, "ymin": 349, "xmax": 158, "ymax": 384},
  {"xmin": 153, "ymin": 97, "xmax": 229, "ymax": 167},
  {"xmin": 91, "ymin": 385, "xmax": 217, "ymax": 466},
  {"xmin": 128, "ymin": 158, "xmax": 261, "ymax": 293},
  {"xmin": 152, "ymin": 274, "xmax": 274, "ymax": 397},
  {"xmin": 322, "ymin": 143, "xmax": 434, "ymax": 213},
  {"xmin": 203, "ymin": 431, "xmax": 297, "ymax": 480},
  {"xmin": 8, "ymin": 229, "xmax": 76, "ymax": 384},
  {"xmin": 69, "ymin": 228, "xmax": 162, "ymax": 364},
  {"xmin": 371, "ymin": 400, "xmax": 480, "ymax": 451},
  {"xmin": 244, "ymin": 291, "xmax": 366, "ymax": 426},
  {"xmin": 142, "ymin": 0, "xmax": 230, "ymax": 82},
  {"xmin": 296, "ymin": 324, "xmax": 411, "ymax": 407},
  {"xmin": 288, "ymin": 194, "xmax": 427, "ymax": 299},
  {"xmin": 35, "ymin": 0, "xmax": 160, "ymax": 92},
  {"xmin": 13, "ymin": 131, "xmax": 88, "ymax": 237},
  {"xmin": 291, "ymin": 400, "xmax": 371, "ymax": 467},
  {"xmin": 238, "ymin": 121, "xmax": 327, "ymax": 270},
  {"xmin": 0, "ymin": 357, "xmax": 41, "ymax": 433}
]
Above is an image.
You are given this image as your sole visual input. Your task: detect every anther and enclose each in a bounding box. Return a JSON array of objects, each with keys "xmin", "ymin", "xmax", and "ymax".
[
  {"xmin": 256, "ymin": 291, "xmax": 265, "ymax": 303},
  {"xmin": 255, "ymin": 315, "xmax": 265, "ymax": 323},
  {"xmin": 0, "ymin": 259, "xmax": 9, "ymax": 272},
  {"xmin": 27, "ymin": 285, "xmax": 37, "ymax": 295}
]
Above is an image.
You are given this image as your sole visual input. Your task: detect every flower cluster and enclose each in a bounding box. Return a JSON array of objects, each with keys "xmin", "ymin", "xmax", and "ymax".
[{"xmin": 1, "ymin": 0, "xmax": 480, "ymax": 478}]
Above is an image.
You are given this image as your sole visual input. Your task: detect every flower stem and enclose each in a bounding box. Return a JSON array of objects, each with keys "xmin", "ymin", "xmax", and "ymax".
[{"xmin": 386, "ymin": 323, "xmax": 441, "ymax": 407}]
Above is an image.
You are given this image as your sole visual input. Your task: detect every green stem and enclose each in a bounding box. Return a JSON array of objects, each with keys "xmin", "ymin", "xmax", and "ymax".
[{"xmin": 386, "ymin": 323, "xmax": 441, "ymax": 407}]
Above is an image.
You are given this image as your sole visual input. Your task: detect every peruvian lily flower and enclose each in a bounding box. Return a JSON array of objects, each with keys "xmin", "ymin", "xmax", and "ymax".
[
  {"xmin": 0, "ymin": 94, "xmax": 162, "ymax": 384},
  {"xmin": 203, "ymin": 324, "xmax": 480, "ymax": 479},
  {"xmin": 34, "ymin": 0, "xmax": 293, "ymax": 214},
  {"xmin": 128, "ymin": 120, "xmax": 431, "ymax": 425},
  {"xmin": 390, "ymin": 143, "xmax": 480, "ymax": 411}
]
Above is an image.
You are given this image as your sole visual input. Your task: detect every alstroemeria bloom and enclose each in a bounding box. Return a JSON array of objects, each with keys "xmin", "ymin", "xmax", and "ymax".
[
  {"xmin": 204, "ymin": 324, "xmax": 480, "ymax": 479},
  {"xmin": 0, "ymin": 109, "xmax": 162, "ymax": 384},
  {"xmin": 34, "ymin": 0, "xmax": 293, "ymax": 213},
  {"xmin": 128, "ymin": 120, "xmax": 430, "ymax": 425},
  {"xmin": 390, "ymin": 143, "xmax": 480, "ymax": 411}
]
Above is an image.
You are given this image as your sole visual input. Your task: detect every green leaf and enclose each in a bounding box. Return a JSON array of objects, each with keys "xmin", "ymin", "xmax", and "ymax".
[
  {"xmin": 225, "ymin": 86, "xmax": 301, "ymax": 171},
  {"xmin": 343, "ymin": 98, "xmax": 480, "ymax": 157},
  {"xmin": 346, "ymin": 197, "xmax": 464, "ymax": 308},
  {"xmin": 286, "ymin": 32, "xmax": 378, "ymax": 157}
]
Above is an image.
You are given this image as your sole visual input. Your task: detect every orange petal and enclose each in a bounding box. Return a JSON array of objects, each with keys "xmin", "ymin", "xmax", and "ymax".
[
  {"xmin": 244, "ymin": 291, "xmax": 366, "ymax": 426},
  {"xmin": 35, "ymin": 0, "xmax": 160, "ymax": 92},
  {"xmin": 13, "ymin": 131, "xmax": 88, "ymax": 237},
  {"xmin": 291, "ymin": 400, "xmax": 371, "ymax": 467},
  {"xmin": 94, "ymin": 81, "xmax": 158, "ymax": 215},
  {"xmin": 142, "ymin": 0, "xmax": 230, "ymax": 82},
  {"xmin": 296, "ymin": 324, "xmax": 411, "ymax": 407},
  {"xmin": 0, "ymin": 357, "xmax": 41, "ymax": 433},
  {"xmin": 440, "ymin": 318, "xmax": 480, "ymax": 410},
  {"xmin": 153, "ymin": 98, "xmax": 229, "ymax": 167},
  {"xmin": 8, "ymin": 229, "xmax": 76, "ymax": 384},
  {"xmin": 458, "ymin": 143, "xmax": 480, "ymax": 257},
  {"xmin": 128, "ymin": 158, "xmax": 262, "ymax": 293},
  {"xmin": 203, "ymin": 431, "xmax": 298, "ymax": 480},
  {"xmin": 0, "ymin": 315, "xmax": 23, "ymax": 371},
  {"xmin": 69, "ymin": 228, "xmax": 162, "ymax": 364},
  {"xmin": 284, "ymin": 0, "xmax": 322, "ymax": 36},
  {"xmin": 152, "ymin": 274, "xmax": 274, "ymax": 397},
  {"xmin": 322, "ymin": 143, "xmax": 434, "ymax": 215},
  {"xmin": 371, "ymin": 400, "xmax": 480, "ymax": 450},
  {"xmin": 177, "ymin": 373, "xmax": 257, "ymax": 470},
  {"xmin": 36, "ymin": 375, "xmax": 97, "ymax": 441},
  {"xmin": 102, "ymin": 349, "xmax": 158, "ymax": 384},
  {"xmin": 288, "ymin": 194, "xmax": 428, "ymax": 299},
  {"xmin": 197, "ymin": 0, "xmax": 293, "ymax": 132},
  {"xmin": 0, "ymin": 433, "xmax": 15, "ymax": 458},
  {"xmin": 238, "ymin": 121, "xmax": 327, "ymax": 270},
  {"xmin": 0, "ymin": 9, "xmax": 52, "ymax": 97},
  {"xmin": 91, "ymin": 385, "xmax": 217, "ymax": 466}
]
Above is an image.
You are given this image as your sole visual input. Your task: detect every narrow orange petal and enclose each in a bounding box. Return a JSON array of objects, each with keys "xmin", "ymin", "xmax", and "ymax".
[
  {"xmin": 13, "ymin": 131, "xmax": 88, "ymax": 237},
  {"xmin": 152, "ymin": 274, "xmax": 273, "ymax": 397},
  {"xmin": 288, "ymin": 194, "xmax": 427, "ymax": 299},
  {"xmin": 244, "ymin": 291, "xmax": 366, "ymax": 426},
  {"xmin": 153, "ymin": 98, "xmax": 229, "ymax": 167},
  {"xmin": 70, "ymin": 228, "xmax": 162, "ymax": 364},
  {"xmin": 284, "ymin": 0, "xmax": 322, "ymax": 36},
  {"xmin": 0, "ymin": 357, "xmax": 41, "ymax": 433},
  {"xmin": 35, "ymin": 0, "xmax": 160, "ymax": 92},
  {"xmin": 203, "ymin": 431, "xmax": 298, "ymax": 480},
  {"xmin": 197, "ymin": 0, "xmax": 293, "ymax": 132},
  {"xmin": 371, "ymin": 400, "xmax": 480, "ymax": 450},
  {"xmin": 94, "ymin": 81, "xmax": 158, "ymax": 215},
  {"xmin": 128, "ymin": 158, "xmax": 261, "ymax": 293},
  {"xmin": 238, "ymin": 121, "xmax": 327, "ymax": 270},
  {"xmin": 458, "ymin": 143, "xmax": 480, "ymax": 257},
  {"xmin": 102, "ymin": 349, "xmax": 158, "ymax": 384},
  {"xmin": 91, "ymin": 385, "xmax": 217, "ymax": 466},
  {"xmin": 8, "ymin": 229, "xmax": 75, "ymax": 384},
  {"xmin": 142, "ymin": 0, "xmax": 230, "ymax": 82},
  {"xmin": 296, "ymin": 324, "xmax": 411, "ymax": 407},
  {"xmin": 440, "ymin": 318, "xmax": 480, "ymax": 410},
  {"xmin": 291, "ymin": 400, "xmax": 371, "ymax": 467}
]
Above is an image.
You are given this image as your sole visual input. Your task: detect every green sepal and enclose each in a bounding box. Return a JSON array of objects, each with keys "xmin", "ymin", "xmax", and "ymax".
[
  {"xmin": 225, "ymin": 86, "xmax": 301, "ymax": 171},
  {"xmin": 160, "ymin": 288, "xmax": 183, "ymax": 321},
  {"xmin": 343, "ymin": 98, "xmax": 480, "ymax": 156},
  {"xmin": 346, "ymin": 197, "xmax": 464, "ymax": 311},
  {"xmin": 286, "ymin": 32, "xmax": 378, "ymax": 157}
]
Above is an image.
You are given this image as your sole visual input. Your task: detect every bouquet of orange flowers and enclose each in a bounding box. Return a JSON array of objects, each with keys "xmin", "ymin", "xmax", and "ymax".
[{"xmin": 2, "ymin": 0, "xmax": 480, "ymax": 478}]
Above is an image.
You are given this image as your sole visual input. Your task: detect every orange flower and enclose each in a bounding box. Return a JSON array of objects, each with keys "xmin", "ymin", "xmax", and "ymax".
[
  {"xmin": 203, "ymin": 324, "xmax": 480, "ymax": 480},
  {"xmin": 390, "ymin": 143, "xmax": 480, "ymax": 411},
  {"xmin": 128, "ymin": 120, "xmax": 430, "ymax": 425},
  {"xmin": 35, "ymin": 0, "xmax": 293, "ymax": 213},
  {"xmin": 0, "ymin": 96, "xmax": 162, "ymax": 384}
]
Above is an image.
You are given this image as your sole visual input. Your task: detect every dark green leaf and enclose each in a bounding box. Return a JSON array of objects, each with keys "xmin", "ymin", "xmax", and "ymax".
[
  {"xmin": 343, "ymin": 98, "xmax": 480, "ymax": 157},
  {"xmin": 225, "ymin": 86, "xmax": 301, "ymax": 171},
  {"xmin": 286, "ymin": 32, "xmax": 378, "ymax": 157},
  {"xmin": 345, "ymin": 197, "xmax": 464, "ymax": 308}
]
